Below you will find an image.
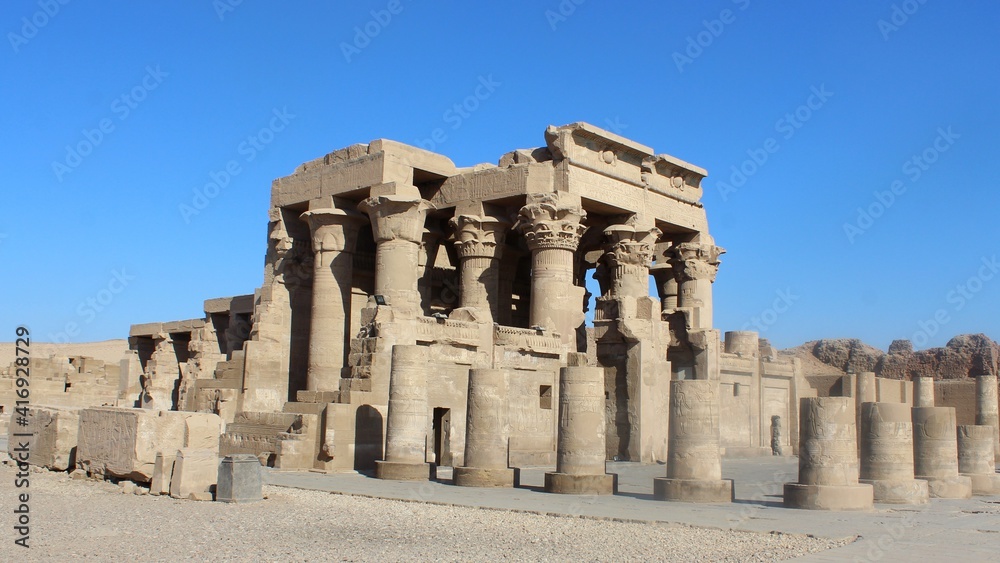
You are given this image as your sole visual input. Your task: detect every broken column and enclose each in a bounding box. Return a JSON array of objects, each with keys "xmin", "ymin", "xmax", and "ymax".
[
  {"xmin": 783, "ymin": 397, "xmax": 873, "ymax": 510},
  {"xmin": 450, "ymin": 214, "xmax": 508, "ymax": 320},
  {"xmin": 912, "ymin": 406, "xmax": 972, "ymax": 499},
  {"xmin": 912, "ymin": 376, "xmax": 935, "ymax": 407},
  {"xmin": 453, "ymin": 369, "xmax": 514, "ymax": 488},
  {"xmin": 376, "ymin": 345, "xmax": 432, "ymax": 481},
  {"xmin": 855, "ymin": 372, "xmax": 876, "ymax": 448},
  {"xmin": 957, "ymin": 425, "xmax": 1000, "ymax": 495},
  {"xmin": 301, "ymin": 208, "xmax": 365, "ymax": 393},
  {"xmin": 654, "ymin": 379, "xmax": 733, "ymax": 502},
  {"xmin": 545, "ymin": 365, "xmax": 616, "ymax": 495},
  {"xmin": 858, "ymin": 402, "xmax": 929, "ymax": 504},
  {"xmin": 516, "ymin": 193, "xmax": 588, "ymax": 346},
  {"xmin": 359, "ymin": 193, "xmax": 431, "ymax": 317},
  {"xmin": 975, "ymin": 375, "xmax": 1000, "ymax": 463}
]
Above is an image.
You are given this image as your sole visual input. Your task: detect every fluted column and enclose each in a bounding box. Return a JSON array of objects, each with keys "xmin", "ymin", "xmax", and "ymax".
[
  {"xmin": 671, "ymin": 242, "xmax": 725, "ymax": 330},
  {"xmin": 451, "ymin": 214, "xmax": 509, "ymax": 319},
  {"xmin": 515, "ymin": 193, "xmax": 587, "ymax": 345},
  {"xmin": 359, "ymin": 195, "xmax": 432, "ymax": 316},
  {"xmin": 301, "ymin": 208, "xmax": 365, "ymax": 393}
]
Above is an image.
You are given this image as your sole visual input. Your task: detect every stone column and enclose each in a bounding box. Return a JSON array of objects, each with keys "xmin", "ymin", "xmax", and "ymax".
[
  {"xmin": 975, "ymin": 375, "xmax": 1000, "ymax": 463},
  {"xmin": 670, "ymin": 242, "xmax": 725, "ymax": 330},
  {"xmin": 858, "ymin": 402, "xmax": 929, "ymax": 504},
  {"xmin": 454, "ymin": 369, "xmax": 514, "ymax": 488},
  {"xmin": 516, "ymin": 193, "xmax": 588, "ymax": 346},
  {"xmin": 649, "ymin": 263, "xmax": 678, "ymax": 310},
  {"xmin": 301, "ymin": 208, "xmax": 365, "ymax": 393},
  {"xmin": 783, "ymin": 397, "xmax": 874, "ymax": 510},
  {"xmin": 451, "ymin": 215, "xmax": 509, "ymax": 320},
  {"xmin": 856, "ymin": 371, "xmax": 877, "ymax": 448},
  {"xmin": 912, "ymin": 376, "xmax": 935, "ymax": 407},
  {"xmin": 359, "ymin": 195, "xmax": 432, "ymax": 316},
  {"xmin": 957, "ymin": 425, "xmax": 1000, "ymax": 495},
  {"xmin": 544, "ymin": 366, "xmax": 616, "ymax": 494},
  {"xmin": 602, "ymin": 224, "xmax": 660, "ymax": 301},
  {"xmin": 375, "ymin": 345, "xmax": 432, "ymax": 480},
  {"xmin": 911, "ymin": 406, "xmax": 972, "ymax": 498},
  {"xmin": 654, "ymin": 379, "xmax": 733, "ymax": 502}
]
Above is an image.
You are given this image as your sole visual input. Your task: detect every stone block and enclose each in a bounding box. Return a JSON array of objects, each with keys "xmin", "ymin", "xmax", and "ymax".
[
  {"xmin": 7, "ymin": 406, "xmax": 81, "ymax": 471},
  {"xmin": 150, "ymin": 452, "xmax": 175, "ymax": 495},
  {"xmin": 216, "ymin": 454, "xmax": 263, "ymax": 503},
  {"xmin": 76, "ymin": 408, "xmax": 222, "ymax": 482},
  {"xmin": 169, "ymin": 448, "xmax": 218, "ymax": 501}
]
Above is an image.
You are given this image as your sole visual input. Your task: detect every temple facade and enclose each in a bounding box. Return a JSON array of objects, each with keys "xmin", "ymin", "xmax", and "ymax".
[{"xmin": 124, "ymin": 122, "xmax": 805, "ymax": 471}]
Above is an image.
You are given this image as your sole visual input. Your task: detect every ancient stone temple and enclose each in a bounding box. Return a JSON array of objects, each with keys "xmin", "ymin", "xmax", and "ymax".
[{"xmin": 122, "ymin": 122, "xmax": 805, "ymax": 473}]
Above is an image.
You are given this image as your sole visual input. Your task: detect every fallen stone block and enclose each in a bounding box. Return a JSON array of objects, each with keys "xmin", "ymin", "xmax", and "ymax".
[
  {"xmin": 6, "ymin": 405, "xmax": 81, "ymax": 471},
  {"xmin": 150, "ymin": 452, "xmax": 176, "ymax": 496},
  {"xmin": 76, "ymin": 407, "xmax": 222, "ymax": 482},
  {"xmin": 169, "ymin": 448, "xmax": 219, "ymax": 501}
]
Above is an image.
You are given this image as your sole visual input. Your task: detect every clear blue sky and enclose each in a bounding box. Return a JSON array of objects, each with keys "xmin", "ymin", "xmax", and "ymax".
[{"xmin": 2, "ymin": 1, "xmax": 997, "ymax": 351}]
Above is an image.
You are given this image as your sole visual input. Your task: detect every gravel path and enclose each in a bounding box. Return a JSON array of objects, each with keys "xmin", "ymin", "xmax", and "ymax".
[{"xmin": 0, "ymin": 464, "xmax": 850, "ymax": 561}]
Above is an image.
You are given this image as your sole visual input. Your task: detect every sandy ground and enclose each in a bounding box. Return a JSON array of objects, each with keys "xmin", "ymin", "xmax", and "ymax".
[
  {"xmin": 0, "ymin": 339, "xmax": 129, "ymax": 366},
  {"xmin": 0, "ymin": 463, "xmax": 848, "ymax": 562}
]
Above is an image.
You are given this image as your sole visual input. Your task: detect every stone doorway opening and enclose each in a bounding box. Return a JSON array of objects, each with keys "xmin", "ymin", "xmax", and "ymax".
[{"xmin": 432, "ymin": 407, "xmax": 452, "ymax": 467}]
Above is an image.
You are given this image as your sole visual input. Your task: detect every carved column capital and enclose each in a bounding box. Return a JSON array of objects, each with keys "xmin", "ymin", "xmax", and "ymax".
[
  {"xmin": 450, "ymin": 214, "xmax": 510, "ymax": 259},
  {"xmin": 301, "ymin": 208, "xmax": 367, "ymax": 254},
  {"xmin": 515, "ymin": 194, "xmax": 587, "ymax": 251},
  {"xmin": 359, "ymin": 195, "xmax": 433, "ymax": 245},
  {"xmin": 671, "ymin": 242, "xmax": 725, "ymax": 282},
  {"xmin": 602, "ymin": 225, "xmax": 661, "ymax": 269}
]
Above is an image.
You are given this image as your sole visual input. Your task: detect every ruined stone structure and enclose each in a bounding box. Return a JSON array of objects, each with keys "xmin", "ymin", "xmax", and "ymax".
[
  {"xmin": 912, "ymin": 406, "xmax": 973, "ymax": 499},
  {"xmin": 121, "ymin": 123, "xmax": 806, "ymax": 475},
  {"xmin": 858, "ymin": 402, "xmax": 929, "ymax": 505}
]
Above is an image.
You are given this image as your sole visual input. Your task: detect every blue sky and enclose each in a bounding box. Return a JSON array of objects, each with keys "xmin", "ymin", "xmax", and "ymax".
[{"xmin": 2, "ymin": 1, "xmax": 997, "ymax": 351}]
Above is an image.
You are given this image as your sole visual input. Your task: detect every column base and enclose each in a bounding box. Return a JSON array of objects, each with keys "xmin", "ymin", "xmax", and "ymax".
[
  {"xmin": 453, "ymin": 467, "xmax": 515, "ymax": 488},
  {"xmin": 964, "ymin": 473, "xmax": 1000, "ymax": 496},
  {"xmin": 374, "ymin": 461, "xmax": 432, "ymax": 481},
  {"xmin": 653, "ymin": 478, "xmax": 734, "ymax": 503},
  {"xmin": 543, "ymin": 472, "xmax": 617, "ymax": 495},
  {"xmin": 860, "ymin": 478, "xmax": 930, "ymax": 505},
  {"xmin": 919, "ymin": 475, "xmax": 973, "ymax": 499},
  {"xmin": 783, "ymin": 483, "xmax": 874, "ymax": 510}
]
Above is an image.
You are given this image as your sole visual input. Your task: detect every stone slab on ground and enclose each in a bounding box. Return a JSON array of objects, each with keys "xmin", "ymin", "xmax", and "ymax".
[{"xmin": 7, "ymin": 405, "xmax": 81, "ymax": 471}]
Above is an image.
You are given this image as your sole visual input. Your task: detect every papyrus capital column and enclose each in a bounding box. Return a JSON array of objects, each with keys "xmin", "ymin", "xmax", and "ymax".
[
  {"xmin": 359, "ymin": 195, "xmax": 432, "ymax": 316},
  {"xmin": 450, "ymin": 214, "xmax": 509, "ymax": 320},
  {"xmin": 301, "ymin": 208, "xmax": 366, "ymax": 392},
  {"xmin": 515, "ymin": 193, "xmax": 587, "ymax": 345},
  {"xmin": 670, "ymin": 242, "xmax": 725, "ymax": 329},
  {"xmin": 602, "ymin": 224, "xmax": 661, "ymax": 300}
]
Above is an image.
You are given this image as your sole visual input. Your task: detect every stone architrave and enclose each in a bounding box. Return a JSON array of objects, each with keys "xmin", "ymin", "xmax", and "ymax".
[
  {"xmin": 450, "ymin": 215, "xmax": 509, "ymax": 320},
  {"xmin": 376, "ymin": 345, "xmax": 432, "ymax": 481},
  {"xmin": 453, "ymin": 369, "xmax": 514, "ymax": 488},
  {"xmin": 301, "ymin": 208, "xmax": 366, "ymax": 393},
  {"xmin": 670, "ymin": 242, "xmax": 725, "ymax": 330},
  {"xmin": 544, "ymin": 366, "xmax": 616, "ymax": 494},
  {"xmin": 957, "ymin": 425, "xmax": 1000, "ymax": 495},
  {"xmin": 359, "ymin": 194, "xmax": 432, "ymax": 316},
  {"xmin": 783, "ymin": 397, "xmax": 874, "ymax": 510},
  {"xmin": 912, "ymin": 406, "xmax": 972, "ymax": 499},
  {"xmin": 654, "ymin": 379, "xmax": 733, "ymax": 502},
  {"xmin": 858, "ymin": 402, "xmax": 929, "ymax": 504},
  {"xmin": 515, "ymin": 193, "xmax": 588, "ymax": 346},
  {"xmin": 912, "ymin": 376, "xmax": 935, "ymax": 407},
  {"xmin": 975, "ymin": 375, "xmax": 1000, "ymax": 463}
]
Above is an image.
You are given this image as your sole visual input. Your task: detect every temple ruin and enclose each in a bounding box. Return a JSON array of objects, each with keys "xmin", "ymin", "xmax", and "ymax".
[{"xmin": 114, "ymin": 122, "xmax": 805, "ymax": 474}]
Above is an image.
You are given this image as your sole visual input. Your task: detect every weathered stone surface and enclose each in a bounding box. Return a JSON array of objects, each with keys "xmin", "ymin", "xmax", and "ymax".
[
  {"xmin": 784, "ymin": 397, "xmax": 873, "ymax": 510},
  {"xmin": 545, "ymin": 366, "xmax": 615, "ymax": 495},
  {"xmin": 7, "ymin": 405, "xmax": 81, "ymax": 471},
  {"xmin": 76, "ymin": 408, "xmax": 222, "ymax": 482},
  {"xmin": 811, "ymin": 339, "xmax": 883, "ymax": 375},
  {"xmin": 216, "ymin": 454, "xmax": 263, "ymax": 503},
  {"xmin": 169, "ymin": 448, "xmax": 218, "ymax": 501},
  {"xmin": 150, "ymin": 452, "xmax": 175, "ymax": 495},
  {"xmin": 912, "ymin": 406, "xmax": 972, "ymax": 499},
  {"xmin": 858, "ymin": 402, "xmax": 928, "ymax": 505}
]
